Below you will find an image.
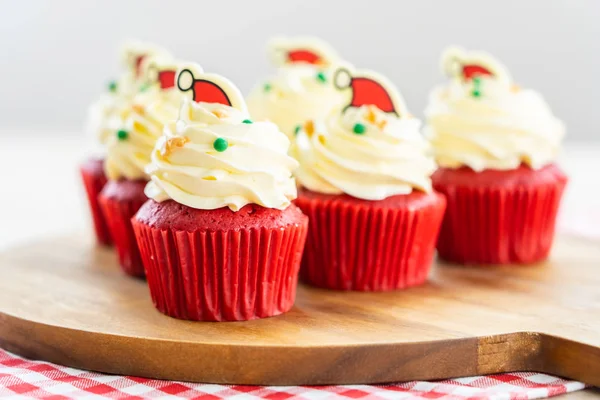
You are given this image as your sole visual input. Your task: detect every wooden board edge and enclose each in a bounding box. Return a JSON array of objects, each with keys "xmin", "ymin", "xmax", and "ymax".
[
  {"xmin": 1, "ymin": 310, "xmax": 596, "ymax": 385},
  {"xmin": 478, "ymin": 333, "xmax": 600, "ymax": 386},
  {"xmin": 0, "ymin": 310, "xmax": 477, "ymax": 385},
  {"xmin": 478, "ymin": 332, "xmax": 544, "ymax": 374},
  {"xmin": 538, "ymin": 334, "xmax": 600, "ymax": 386}
]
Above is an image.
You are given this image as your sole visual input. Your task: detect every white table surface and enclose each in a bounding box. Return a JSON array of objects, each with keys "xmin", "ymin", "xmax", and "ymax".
[{"xmin": 0, "ymin": 132, "xmax": 598, "ymax": 250}]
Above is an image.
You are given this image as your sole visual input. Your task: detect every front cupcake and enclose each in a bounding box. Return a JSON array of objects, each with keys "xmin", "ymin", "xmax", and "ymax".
[
  {"xmin": 425, "ymin": 46, "xmax": 567, "ymax": 265},
  {"xmin": 246, "ymin": 37, "xmax": 346, "ymax": 138},
  {"xmin": 132, "ymin": 64, "xmax": 308, "ymax": 321},
  {"xmin": 293, "ymin": 67, "xmax": 446, "ymax": 291},
  {"xmin": 98, "ymin": 56, "xmax": 184, "ymax": 277},
  {"xmin": 81, "ymin": 41, "xmax": 169, "ymax": 246}
]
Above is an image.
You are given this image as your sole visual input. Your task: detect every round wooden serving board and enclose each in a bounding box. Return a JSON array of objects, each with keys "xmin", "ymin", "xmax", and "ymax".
[{"xmin": 0, "ymin": 233, "xmax": 599, "ymax": 386}]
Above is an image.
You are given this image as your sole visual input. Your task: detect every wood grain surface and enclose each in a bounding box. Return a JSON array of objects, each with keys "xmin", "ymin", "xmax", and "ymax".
[
  {"xmin": 563, "ymin": 389, "xmax": 600, "ymax": 399},
  {"xmin": 0, "ymin": 234, "xmax": 598, "ymax": 385}
]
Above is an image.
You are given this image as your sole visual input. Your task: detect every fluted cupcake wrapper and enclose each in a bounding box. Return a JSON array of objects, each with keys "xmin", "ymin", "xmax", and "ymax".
[
  {"xmin": 79, "ymin": 161, "xmax": 111, "ymax": 246},
  {"xmin": 296, "ymin": 193, "xmax": 446, "ymax": 291},
  {"xmin": 433, "ymin": 167, "xmax": 568, "ymax": 265},
  {"xmin": 98, "ymin": 193, "xmax": 147, "ymax": 277},
  {"xmin": 132, "ymin": 221, "xmax": 308, "ymax": 321}
]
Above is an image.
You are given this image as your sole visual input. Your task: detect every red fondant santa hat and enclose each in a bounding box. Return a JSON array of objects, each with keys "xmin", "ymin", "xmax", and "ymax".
[
  {"xmin": 120, "ymin": 40, "xmax": 171, "ymax": 78},
  {"xmin": 287, "ymin": 49, "xmax": 323, "ymax": 65},
  {"xmin": 333, "ymin": 66, "xmax": 408, "ymax": 117},
  {"xmin": 268, "ymin": 36, "xmax": 340, "ymax": 67},
  {"xmin": 176, "ymin": 63, "xmax": 248, "ymax": 113},
  {"xmin": 157, "ymin": 70, "xmax": 176, "ymax": 89},
  {"xmin": 141, "ymin": 55, "xmax": 179, "ymax": 89},
  {"xmin": 441, "ymin": 46, "xmax": 512, "ymax": 84}
]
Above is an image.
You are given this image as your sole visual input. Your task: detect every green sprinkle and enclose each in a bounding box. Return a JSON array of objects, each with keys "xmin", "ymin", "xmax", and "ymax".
[
  {"xmin": 353, "ymin": 123, "xmax": 366, "ymax": 135},
  {"xmin": 316, "ymin": 71, "xmax": 327, "ymax": 83},
  {"xmin": 213, "ymin": 137, "xmax": 228, "ymax": 152},
  {"xmin": 108, "ymin": 80, "xmax": 118, "ymax": 92},
  {"xmin": 471, "ymin": 77, "xmax": 482, "ymax": 98},
  {"xmin": 116, "ymin": 129, "xmax": 128, "ymax": 141},
  {"xmin": 242, "ymin": 119, "xmax": 252, "ymax": 124},
  {"xmin": 294, "ymin": 125, "xmax": 302, "ymax": 135},
  {"xmin": 139, "ymin": 83, "xmax": 151, "ymax": 92},
  {"xmin": 264, "ymin": 83, "xmax": 272, "ymax": 92}
]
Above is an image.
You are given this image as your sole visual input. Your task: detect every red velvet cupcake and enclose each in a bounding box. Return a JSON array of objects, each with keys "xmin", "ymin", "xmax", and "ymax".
[
  {"xmin": 432, "ymin": 164, "xmax": 567, "ymax": 265},
  {"xmin": 296, "ymin": 189, "xmax": 445, "ymax": 291},
  {"xmin": 292, "ymin": 67, "xmax": 446, "ymax": 291},
  {"xmin": 425, "ymin": 47, "xmax": 567, "ymax": 265},
  {"xmin": 132, "ymin": 64, "xmax": 307, "ymax": 321},
  {"xmin": 82, "ymin": 42, "xmax": 170, "ymax": 246},
  {"xmin": 98, "ymin": 53, "xmax": 182, "ymax": 277},
  {"xmin": 99, "ymin": 179, "xmax": 148, "ymax": 275},
  {"xmin": 79, "ymin": 157, "xmax": 111, "ymax": 246},
  {"xmin": 246, "ymin": 37, "xmax": 345, "ymax": 139},
  {"xmin": 134, "ymin": 201, "xmax": 307, "ymax": 321}
]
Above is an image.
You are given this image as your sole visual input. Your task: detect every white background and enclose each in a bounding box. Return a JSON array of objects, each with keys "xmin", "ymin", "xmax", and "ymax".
[
  {"xmin": 0, "ymin": 0, "xmax": 599, "ymax": 141},
  {"xmin": 0, "ymin": 0, "xmax": 598, "ymax": 250}
]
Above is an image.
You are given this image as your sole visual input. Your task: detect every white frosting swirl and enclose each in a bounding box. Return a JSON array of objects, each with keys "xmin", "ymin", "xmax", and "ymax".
[
  {"xmin": 246, "ymin": 65, "xmax": 345, "ymax": 138},
  {"xmin": 145, "ymin": 99, "xmax": 299, "ymax": 211},
  {"xmin": 86, "ymin": 74, "xmax": 139, "ymax": 145},
  {"xmin": 293, "ymin": 105, "xmax": 435, "ymax": 200},
  {"xmin": 104, "ymin": 87, "xmax": 183, "ymax": 180},
  {"xmin": 425, "ymin": 79, "xmax": 565, "ymax": 171}
]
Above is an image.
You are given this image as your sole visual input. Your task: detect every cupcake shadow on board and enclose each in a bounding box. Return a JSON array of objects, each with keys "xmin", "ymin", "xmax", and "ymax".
[
  {"xmin": 292, "ymin": 66, "xmax": 447, "ymax": 291},
  {"xmin": 132, "ymin": 63, "xmax": 308, "ymax": 321},
  {"xmin": 424, "ymin": 46, "xmax": 567, "ymax": 266}
]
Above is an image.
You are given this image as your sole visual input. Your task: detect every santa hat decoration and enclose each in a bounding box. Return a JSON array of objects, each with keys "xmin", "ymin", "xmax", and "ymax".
[
  {"xmin": 141, "ymin": 55, "xmax": 179, "ymax": 90},
  {"xmin": 441, "ymin": 46, "xmax": 512, "ymax": 84},
  {"xmin": 333, "ymin": 66, "xmax": 408, "ymax": 117},
  {"xmin": 176, "ymin": 63, "xmax": 248, "ymax": 113},
  {"xmin": 133, "ymin": 55, "xmax": 145, "ymax": 78},
  {"xmin": 120, "ymin": 40, "xmax": 171, "ymax": 79},
  {"xmin": 157, "ymin": 70, "xmax": 176, "ymax": 89},
  {"xmin": 268, "ymin": 36, "xmax": 340, "ymax": 67}
]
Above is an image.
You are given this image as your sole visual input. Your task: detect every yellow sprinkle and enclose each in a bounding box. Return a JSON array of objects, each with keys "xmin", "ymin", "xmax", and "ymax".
[
  {"xmin": 511, "ymin": 84, "xmax": 521, "ymax": 92},
  {"xmin": 377, "ymin": 120, "xmax": 388, "ymax": 130},
  {"xmin": 160, "ymin": 136, "xmax": 190, "ymax": 157},
  {"xmin": 133, "ymin": 120, "xmax": 148, "ymax": 134},
  {"xmin": 317, "ymin": 134, "xmax": 326, "ymax": 146},
  {"xmin": 304, "ymin": 120, "xmax": 315, "ymax": 136},
  {"xmin": 365, "ymin": 106, "xmax": 378, "ymax": 124},
  {"xmin": 132, "ymin": 104, "xmax": 145, "ymax": 115},
  {"xmin": 212, "ymin": 109, "xmax": 228, "ymax": 119},
  {"xmin": 119, "ymin": 108, "xmax": 131, "ymax": 120}
]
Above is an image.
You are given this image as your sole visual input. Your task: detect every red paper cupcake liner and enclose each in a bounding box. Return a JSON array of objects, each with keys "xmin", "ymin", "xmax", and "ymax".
[
  {"xmin": 79, "ymin": 158, "xmax": 111, "ymax": 246},
  {"xmin": 295, "ymin": 190, "xmax": 447, "ymax": 291},
  {"xmin": 98, "ymin": 180, "xmax": 148, "ymax": 277},
  {"xmin": 132, "ymin": 211, "xmax": 308, "ymax": 321},
  {"xmin": 433, "ymin": 163, "xmax": 568, "ymax": 265}
]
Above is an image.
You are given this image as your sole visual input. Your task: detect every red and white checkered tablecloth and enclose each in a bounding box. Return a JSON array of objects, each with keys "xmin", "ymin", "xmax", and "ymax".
[{"xmin": 0, "ymin": 348, "xmax": 587, "ymax": 400}]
